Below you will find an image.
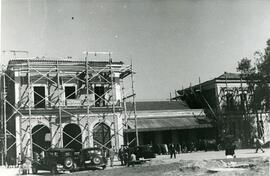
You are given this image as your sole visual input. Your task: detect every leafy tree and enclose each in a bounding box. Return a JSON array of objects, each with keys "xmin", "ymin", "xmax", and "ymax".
[
  {"xmin": 237, "ymin": 57, "xmax": 254, "ymax": 74},
  {"xmin": 237, "ymin": 39, "xmax": 270, "ymax": 138}
]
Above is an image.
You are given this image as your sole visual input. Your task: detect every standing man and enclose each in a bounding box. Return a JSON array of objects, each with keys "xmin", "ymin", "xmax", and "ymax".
[
  {"xmin": 109, "ymin": 147, "xmax": 115, "ymax": 167},
  {"xmin": 224, "ymin": 135, "xmax": 236, "ymax": 158},
  {"xmin": 255, "ymin": 136, "xmax": 265, "ymax": 153},
  {"xmin": 129, "ymin": 153, "xmax": 136, "ymax": 167},
  {"xmin": 118, "ymin": 146, "xmax": 124, "ymax": 166},
  {"xmin": 169, "ymin": 144, "xmax": 176, "ymax": 159},
  {"xmin": 123, "ymin": 146, "xmax": 128, "ymax": 166}
]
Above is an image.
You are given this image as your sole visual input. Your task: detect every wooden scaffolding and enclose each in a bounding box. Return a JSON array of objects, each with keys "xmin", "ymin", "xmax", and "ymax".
[{"xmin": 0, "ymin": 52, "xmax": 139, "ymax": 166}]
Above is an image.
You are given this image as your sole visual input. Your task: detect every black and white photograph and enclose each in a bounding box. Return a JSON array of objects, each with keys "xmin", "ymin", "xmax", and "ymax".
[{"xmin": 0, "ymin": 0, "xmax": 270, "ymax": 175}]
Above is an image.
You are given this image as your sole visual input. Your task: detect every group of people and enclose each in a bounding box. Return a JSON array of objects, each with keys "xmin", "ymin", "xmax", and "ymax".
[
  {"xmin": 117, "ymin": 146, "xmax": 136, "ymax": 166},
  {"xmin": 224, "ymin": 135, "xmax": 265, "ymax": 158},
  {"xmin": 155, "ymin": 143, "xmax": 195, "ymax": 159},
  {"xmin": 107, "ymin": 145, "xmax": 137, "ymax": 167},
  {"xmin": 152, "ymin": 142, "xmax": 196, "ymax": 155}
]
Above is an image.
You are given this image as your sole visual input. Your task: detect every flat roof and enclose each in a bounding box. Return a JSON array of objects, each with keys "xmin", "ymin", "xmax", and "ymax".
[
  {"xmin": 7, "ymin": 58, "xmax": 123, "ymax": 69},
  {"xmin": 126, "ymin": 100, "xmax": 189, "ymax": 111}
]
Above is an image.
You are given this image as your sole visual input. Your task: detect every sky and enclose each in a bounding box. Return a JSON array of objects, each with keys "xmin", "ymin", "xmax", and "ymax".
[{"xmin": 1, "ymin": 0, "xmax": 270, "ymax": 101}]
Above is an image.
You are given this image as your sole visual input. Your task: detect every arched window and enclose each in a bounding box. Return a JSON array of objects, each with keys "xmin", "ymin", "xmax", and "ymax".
[
  {"xmin": 93, "ymin": 123, "xmax": 111, "ymax": 149},
  {"xmin": 63, "ymin": 124, "xmax": 82, "ymax": 151},
  {"xmin": 32, "ymin": 125, "xmax": 50, "ymax": 154}
]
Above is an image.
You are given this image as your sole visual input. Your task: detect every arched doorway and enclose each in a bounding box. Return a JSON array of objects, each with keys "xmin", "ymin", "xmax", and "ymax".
[
  {"xmin": 93, "ymin": 122, "xmax": 111, "ymax": 149},
  {"xmin": 63, "ymin": 124, "xmax": 82, "ymax": 151},
  {"xmin": 32, "ymin": 125, "xmax": 51, "ymax": 154}
]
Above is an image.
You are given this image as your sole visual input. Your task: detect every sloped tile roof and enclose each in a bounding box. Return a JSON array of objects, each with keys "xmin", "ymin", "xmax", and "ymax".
[{"xmin": 217, "ymin": 72, "xmax": 241, "ymax": 80}]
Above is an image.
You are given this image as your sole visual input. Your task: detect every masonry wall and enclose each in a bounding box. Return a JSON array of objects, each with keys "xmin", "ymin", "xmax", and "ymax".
[
  {"xmin": 4, "ymin": 61, "xmax": 126, "ymax": 165},
  {"xmin": 16, "ymin": 112, "xmax": 124, "ymax": 160}
]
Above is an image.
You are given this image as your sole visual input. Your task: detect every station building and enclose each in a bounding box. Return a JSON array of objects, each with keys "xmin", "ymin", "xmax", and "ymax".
[
  {"xmin": 124, "ymin": 101, "xmax": 215, "ymax": 146},
  {"xmin": 0, "ymin": 57, "xmax": 133, "ymax": 164}
]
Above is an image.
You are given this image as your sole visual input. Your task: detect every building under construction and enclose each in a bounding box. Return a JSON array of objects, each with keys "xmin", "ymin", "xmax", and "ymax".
[
  {"xmin": 174, "ymin": 72, "xmax": 270, "ymax": 148},
  {"xmin": 0, "ymin": 53, "xmax": 138, "ymax": 165}
]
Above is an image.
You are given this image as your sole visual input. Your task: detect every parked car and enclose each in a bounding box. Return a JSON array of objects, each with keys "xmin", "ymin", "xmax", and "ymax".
[
  {"xmin": 203, "ymin": 139, "xmax": 223, "ymax": 151},
  {"xmin": 32, "ymin": 148, "xmax": 76, "ymax": 174},
  {"xmin": 129, "ymin": 145, "xmax": 156, "ymax": 159},
  {"xmin": 79, "ymin": 147, "xmax": 107, "ymax": 170}
]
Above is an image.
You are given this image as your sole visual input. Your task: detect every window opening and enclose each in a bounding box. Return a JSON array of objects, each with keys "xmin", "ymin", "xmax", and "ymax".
[
  {"xmin": 94, "ymin": 86, "xmax": 105, "ymax": 107},
  {"xmin": 63, "ymin": 124, "xmax": 82, "ymax": 151},
  {"xmin": 32, "ymin": 125, "xmax": 50, "ymax": 154},
  {"xmin": 34, "ymin": 86, "xmax": 46, "ymax": 108},
  {"xmin": 65, "ymin": 86, "xmax": 76, "ymax": 99},
  {"xmin": 93, "ymin": 123, "xmax": 111, "ymax": 149}
]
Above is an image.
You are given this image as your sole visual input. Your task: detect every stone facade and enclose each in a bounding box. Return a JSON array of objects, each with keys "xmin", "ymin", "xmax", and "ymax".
[{"xmin": 2, "ymin": 59, "xmax": 130, "ymax": 163}]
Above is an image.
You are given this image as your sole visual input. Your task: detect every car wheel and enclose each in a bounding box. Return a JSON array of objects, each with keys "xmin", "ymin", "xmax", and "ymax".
[
  {"xmin": 32, "ymin": 166, "xmax": 38, "ymax": 174},
  {"xmin": 93, "ymin": 157, "xmax": 101, "ymax": 165},
  {"xmin": 71, "ymin": 163, "xmax": 77, "ymax": 172},
  {"xmin": 217, "ymin": 144, "xmax": 222, "ymax": 151},
  {"xmin": 64, "ymin": 157, "xmax": 74, "ymax": 169}
]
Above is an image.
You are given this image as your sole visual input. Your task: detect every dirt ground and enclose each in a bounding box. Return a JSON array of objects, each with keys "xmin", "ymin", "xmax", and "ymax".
[
  {"xmin": 62, "ymin": 149, "xmax": 270, "ymax": 176},
  {"xmin": 0, "ymin": 149, "xmax": 269, "ymax": 176},
  {"xmin": 62, "ymin": 157, "xmax": 269, "ymax": 176}
]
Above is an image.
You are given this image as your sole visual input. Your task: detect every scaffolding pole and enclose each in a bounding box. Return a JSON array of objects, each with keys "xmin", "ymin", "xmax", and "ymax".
[
  {"xmin": 57, "ymin": 61, "xmax": 63, "ymax": 148},
  {"xmin": 3, "ymin": 72, "xmax": 7, "ymax": 166},
  {"xmin": 1, "ymin": 54, "xmax": 135, "ymax": 165},
  {"xmin": 121, "ymin": 78, "xmax": 129, "ymax": 145},
  {"xmin": 27, "ymin": 60, "xmax": 33, "ymax": 160},
  {"xmin": 83, "ymin": 51, "xmax": 123, "ymax": 152},
  {"xmin": 110, "ymin": 56, "xmax": 118, "ymax": 151},
  {"xmin": 85, "ymin": 52, "xmax": 91, "ymax": 148},
  {"xmin": 131, "ymin": 61, "xmax": 139, "ymax": 146},
  {"xmin": 0, "ymin": 71, "xmax": 3, "ymax": 165}
]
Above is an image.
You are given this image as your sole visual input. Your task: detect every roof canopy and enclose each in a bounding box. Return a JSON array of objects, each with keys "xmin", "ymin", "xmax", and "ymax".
[{"xmin": 125, "ymin": 109, "xmax": 212, "ymax": 132}]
